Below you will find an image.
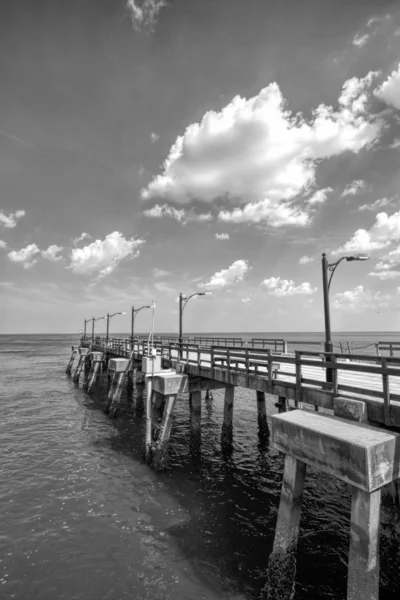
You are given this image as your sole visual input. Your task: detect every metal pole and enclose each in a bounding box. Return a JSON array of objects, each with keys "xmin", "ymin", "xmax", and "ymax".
[
  {"xmin": 84, "ymin": 319, "xmax": 87, "ymax": 338},
  {"xmin": 92, "ymin": 317, "xmax": 94, "ymax": 342},
  {"xmin": 179, "ymin": 293, "xmax": 183, "ymax": 360},
  {"xmin": 322, "ymin": 253, "xmax": 333, "ymax": 382},
  {"xmin": 131, "ymin": 306, "xmax": 134, "ymax": 344},
  {"xmin": 106, "ymin": 313, "xmax": 110, "ymax": 345}
]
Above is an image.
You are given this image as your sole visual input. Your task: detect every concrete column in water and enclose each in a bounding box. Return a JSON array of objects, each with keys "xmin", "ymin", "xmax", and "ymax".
[
  {"xmin": 145, "ymin": 377, "xmax": 153, "ymax": 462},
  {"xmin": 266, "ymin": 455, "xmax": 306, "ymax": 600},
  {"xmin": 256, "ymin": 390, "xmax": 269, "ymax": 438},
  {"xmin": 152, "ymin": 394, "xmax": 177, "ymax": 469},
  {"xmin": 190, "ymin": 390, "xmax": 202, "ymax": 452},
  {"xmin": 66, "ymin": 348, "xmax": 77, "ymax": 375},
  {"xmin": 83, "ymin": 352, "xmax": 103, "ymax": 393},
  {"xmin": 221, "ymin": 385, "xmax": 234, "ymax": 445},
  {"xmin": 72, "ymin": 347, "xmax": 89, "ymax": 383},
  {"xmin": 348, "ymin": 487, "xmax": 381, "ymax": 600},
  {"xmin": 107, "ymin": 358, "xmax": 130, "ymax": 418}
]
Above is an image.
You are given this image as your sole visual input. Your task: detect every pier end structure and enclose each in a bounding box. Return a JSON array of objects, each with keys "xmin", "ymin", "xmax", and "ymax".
[
  {"xmin": 66, "ymin": 348, "xmax": 77, "ymax": 375},
  {"xmin": 72, "ymin": 346, "xmax": 90, "ymax": 383},
  {"xmin": 83, "ymin": 351, "xmax": 104, "ymax": 393},
  {"xmin": 267, "ymin": 409, "xmax": 400, "ymax": 600}
]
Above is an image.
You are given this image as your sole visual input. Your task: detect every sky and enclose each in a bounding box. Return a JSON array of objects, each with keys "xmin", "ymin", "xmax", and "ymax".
[{"xmin": 1, "ymin": 0, "xmax": 400, "ymax": 334}]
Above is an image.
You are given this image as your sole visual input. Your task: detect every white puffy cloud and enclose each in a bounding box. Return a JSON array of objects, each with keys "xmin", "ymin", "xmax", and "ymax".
[
  {"xmin": 8, "ymin": 243, "xmax": 40, "ymax": 268},
  {"xmin": 0, "ymin": 240, "xmax": 6, "ymax": 249},
  {"xmin": 41, "ymin": 245, "xmax": 64, "ymax": 262},
  {"xmin": 0, "ymin": 209, "xmax": 25, "ymax": 228},
  {"xmin": 375, "ymin": 63, "xmax": 400, "ymax": 110},
  {"xmin": 143, "ymin": 204, "xmax": 212, "ymax": 223},
  {"xmin": 198, "ymin": 259, "xmax": 249, "ymax": 290},
  {"xmin": 369, "ymin": 245, "xmax": 400, "ymax": 279},
  {"xmin": 126, "ymin": 0, "xmax": 166, "ymax": 31},
  {"xmin": 299, "ymin": 255, "xmax": 314, "ymax": 264},
  {"xmin": 358, "ymin": 197, "xmax": 394, "ymax": 211},
  {"xmin": 306, "ymin": 187, "xmax": 333, "ymax": 205},
  {"xmin": 74, "ymin": 232, "xmax": 92, "ymax": 245},
  {"xmin": 340, "ymin": 179, "xmax": 365, "ymax": 197},
  {"xmin": 261, "ymin": 277, "xmax": 317, "ymax": 296},
  {"xmin": 215, "ymin": 233, "xmax": 230, "ymax": 240},
  {"xmin": 389, "ymin": 138, "xmax": 400, "ymax": 149},
  {"xmin": 333, "ymin": 211, "xmax": 400, "ymax": 254},
  {"xmin": 68, "ymin": 231, "xmax": 144, "ymax": 279},
  {"xmin": 332, "ymin": 285, "xmax": 390, "ymax": 310},
  {"xmin": 141, "ymin": 76, "xmax": 381, "ymax": 228},
  {"xmin": 151, "ymin": 132, "xmax": 159, "ymax": 142},
  {"xmin": 218, "ymin": 198, "xmax": 310, "ymax": 227}
]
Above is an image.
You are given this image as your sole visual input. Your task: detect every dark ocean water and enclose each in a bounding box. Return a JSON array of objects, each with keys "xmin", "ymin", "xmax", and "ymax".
[{"xmin": 1, "ymin": 333, "xmax": 400, "ymax": 600}]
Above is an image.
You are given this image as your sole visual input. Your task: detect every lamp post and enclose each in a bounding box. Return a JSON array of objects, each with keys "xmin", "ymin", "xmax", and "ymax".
[
  {"xmin": 106, "ymin": 311, "xmax": 127, "ymax": 345},
  {"xmin": 131, "ymin": 305, "xmax": 151, "ymax": 345},
  {"xmin": 322, "ymin": 253, "xmax": 369, "ymax": 381},
  {"xmin": 178, "ymin": 291, "xmax": 213, "ymax": 357},
  {"xmin": 84, "ymin": 316, "xmax": 106, "ymax": 342}
]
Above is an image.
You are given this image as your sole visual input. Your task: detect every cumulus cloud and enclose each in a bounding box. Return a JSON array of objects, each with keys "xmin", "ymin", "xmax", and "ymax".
[
  {"xmin": 8, "ymin": 243, "xmax": 40, "ymax": 268},
  {"xmin": 41, "ymin": 245, "xmax": 64, "ymax": 262},
  {"xmin": 299, "ymin": 255, "xmax": 314, "ymax": 264},
  {"xmin": 143, "ymin": 204, "xmax": 212, "ymax": 223},
  {"xmin": 126, "ymin": 0, "xmax": 166, "ymax": 31},
  {"xmin": 261, "ymin": 277, "xmax": 317, "ymax": 296},
  {"xmin": 151, "ymin": 132, "xmax": 159, "ymax": 142},
  {"xmin": 375, "ymin": 63, "xmax": 400, "ymax": 110},
  {"xmin": 68, "ymin": 231, "xmax": 144, "ymax": 279},
  {"xmin": 340, "ymin": 179, "xmax": 365, "ymax": 197},
  {"xmin": 141, "ymin": 75, "xmax": 381, "ymax": 228},
  {"xmin": 0, "ymin": 209, "xmax": 25, "ymax": 229},
  {"xmin": 74, "ymin": 232, "xmax": 92, "ymax": 245},
  {"xmin": 306, "ymin": 187, "xmax": 333, "ymax": 205},
  {"xmin": 358, "ymin": 197, "xmax": 394, "ymax": 211},
  {"xmin": 0, "ymin": 240, "xmax": 6, "ymax": 249},
  {"xmin": 332, "ymin": 285, "xmax": 390, "ymax": 310},
  {"xmin": 333, "ymin": 211, "xmax": 400, "ymax": 254},
  {"xmin": 389, "ymin": 138, "xmax": 400, "ymax": 149},
  {"xmin": 198, "ymin": 259, "xmax": 249, "ymax": 290},
  {"xmin": 215, "ymin": 233, "xmax": 230, "ymax": 240},
  {"xmin": 369, "ymin": 245, "xmax": 400, "ymax": 279}
]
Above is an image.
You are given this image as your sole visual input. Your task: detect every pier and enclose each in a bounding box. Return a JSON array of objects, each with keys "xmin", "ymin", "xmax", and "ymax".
[{"xmin": 66, "ymin": 333, "xmax": 400, "ymax": 600}]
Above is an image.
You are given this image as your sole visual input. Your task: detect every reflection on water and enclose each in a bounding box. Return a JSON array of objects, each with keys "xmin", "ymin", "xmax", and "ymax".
[{"xmin": 0, "ymin": 334, "xmax": 399, "ymax": 600}]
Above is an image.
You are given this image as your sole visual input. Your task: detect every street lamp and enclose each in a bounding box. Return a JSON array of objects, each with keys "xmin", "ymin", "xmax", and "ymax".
[
  {"xmin": 179, "ymin": 291, "xmax": 213, "ymax": 352},
  {"xmin": 85, "ymin": 316, "xmax": 106, "ymax": 342},
  {"xmin": 106, "ymin": 311, "xmax": 127, "ymax": 344},
  {"xmin": 322, "ymin": 253, "xmax": 369, "ymax": 380},
  {"xmin": 131, "ymin": 305, "xmax": 151, "ymax": 344}
]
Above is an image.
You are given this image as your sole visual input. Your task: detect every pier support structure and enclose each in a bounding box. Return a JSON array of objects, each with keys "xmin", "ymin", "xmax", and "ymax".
[
  {"xmin": 106, "ymin": 357, "xmax": 132, "ymax": 417},
  {"xmin": 221, "ymin": 385, "xmax": 235, "ymax": 445},
  {"xmin": 66, "ymin": 348, "xmax": 77, "ymax": 375},
  {"xmin": 83, "ymin": 352, "xmax": 104, "ymax": 393},
  {"xmin": 72, "ymin": 347, "xmax": 90, "ymax": 383}
]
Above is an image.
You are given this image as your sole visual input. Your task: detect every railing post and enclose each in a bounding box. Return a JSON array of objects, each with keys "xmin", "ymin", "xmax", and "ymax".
[
  {"xmin": 295, "ymin": 351, "xmax": 302, "ymax": 409},
  {"xmin": 382, "ymin": 357, "xmax": 391, "ymax": 425},
  {"xmin": 245, "ymin": 347, "xmax": 249, "ymax": 386},
  {"xmin": 227, "ymin": 347, "xmax": 231, "ymax": 378},
  {"xmin": 267, "ymin": 349, "xmax": 272, "ymax": 391},
  {"xmin": 211, "ymin": 346, "xmax": 215, "ymax": 378},
  {"xmin": 331, "ymin": 354, "xmax": 338, "ymax": 397},
  {"xmin": 375, "ymin": 343, "xmax": 380, "ymax": 356},
  {"xmin": 283, "ymin": 340, "xmax": 288, "ymax": 354}
]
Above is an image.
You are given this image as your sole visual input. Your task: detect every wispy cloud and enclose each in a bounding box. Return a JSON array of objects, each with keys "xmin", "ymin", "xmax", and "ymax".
[
  {"xmin": 358, "ymin": 197, "xmax": 394, "ymax": 211},
  {"xmin": 352, "ymin": 33, "xmax": 369, "ymax": 47},
  {"xmin": 375, "ymin": 63, "xmax": 400, "ymax": 110},
  {"xmin": 215, "ymin": 233, "xmax": 230, "ymax": 240},
  {"xmin": 340, "ymin": 180, "xmax": 365, "ymax": 198},
  {"xmin": 150, "ymin": 132, "xmax": 159, "ymax": 142},
  {"xmin": 0, "ymin": 209, "xmax": 25, "ymax": 229},
  {"xmin": 143, "ymin": 204, "xmax": 212, "ymax": 224},
  {"xmin": 126, "ymin": 0, "xmax": 166, "ymax": 31},
  {"xmin": 299, "ymin": 255, "xmax": 314, "ymax": 264},
  {"xmin": 73, "ymin": 232, "xmax": 92, "ymax": 245},
  {"xmin": 261, "ymin": 277, "xmax": 317, "ymax": 296},
  {"xmin": 0, "ymin": 240, "xmax": 6, "ymax": 249},
  {"xmin": 306, "ymin": 187, "xmax": 333, "ymax": 205}
]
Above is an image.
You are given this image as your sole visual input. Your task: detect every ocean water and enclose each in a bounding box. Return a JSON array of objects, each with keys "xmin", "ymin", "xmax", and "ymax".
[{"xmin": 1, "ymin": 333, "xmax": 400, "ymax": 600}]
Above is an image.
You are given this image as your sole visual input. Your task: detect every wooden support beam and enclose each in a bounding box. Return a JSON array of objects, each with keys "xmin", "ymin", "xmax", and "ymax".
[
  {"xmin": 221, "ymin": 385, "xmax": 234, "ymax": 445},
  {"xmin": 266, "ymin": 455, "xmax": 306, "ymax": 600},
  {"xmin": 347, "ymin": 487, "xmax": 381, "ymax": 600},
  {"xmin": 66, "ymin": 349, "xmax": 77, "ymax": 375},
  {"xmin": 256, "ymin": 390, "xmax": 269, "ymax": 439}
]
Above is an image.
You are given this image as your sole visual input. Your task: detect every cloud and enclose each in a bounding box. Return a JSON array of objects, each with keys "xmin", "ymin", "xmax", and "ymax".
[
  {"xmin": 358, "ymin": 197, "xmax": 394, "ymax": 211},
  {"xmin": 74, "ymin": 232, "xmax": 92, "ymax": 245},
  {"xmin": 126, "ymin": 0, "xmax": 166, "ymax": 31},
  {"xmin": 241, "ymin": 296, "xmax": 252, "ymax": 303},
  {"xmin": 340, "ymin": 179, "xmax": 365, "ymax": 197},
  {"xmin": 153, "ymin": 268, "xmax": 170, "ymax": 278},
  {"xmin": 352, "ymin": 33, "xmax": 370, "ymax": 47},
  {"xmin": 215, "ymin": 233, "xmax": 230, "ymax": 240},
  {"xmin": 198, "ymin": 259, "xmax": 249, "ymax": 290},
  {"xmin": 299, "ymin": 255, "xmax": 314, "ymax": 264},
  {"xmin": 0, "ymin": 240, "xmax": 6, "ymax": 249},
  {"xmin": 141, "ymin": 75, "xmax": 382, "ymax": 228},
  {"xmin": 41, "ymin": 245, "xmax": 64, "ymax": 262},
  {"xmin": 332, "ymin": 285, "xmax": 390, "ymax": 310},
  {"xmin": 8, "ymin": 243, "xmax": 40, "ymax": 268},
  {"xmin": 333, "ymin": 211, "xmax": 400, "ymax": 254},
  {"xmin": 218, "ymin": 198, "xmax": 310, "ymax": 227},
  {"xmin": 306, "ymin": 187, "xmax": 333, "ymax": 205},
  {"xmin": 151, "ymin": 132, "xmax": 159, "ymax": 142},
  {"xmin": 375, "ymin": 63, "xmax": 400, "ymax": 110},
  {"xmin": 0, "ymin": 209, "xmax": 25, "ymax": 229},
  {"xmin": 389, "ymin": 138, "xmax": 400, "ymax": 149},
  {"xmin": 143, "ymin": 203, "xmax": 212, "ymax": 223},
  {"xmin": 261, "ymin": 276, "xmax": 317, "ymax": 296},
  {"xmin": 369, "ymin": 245, "xmax": 400, "ymax": 279},
  {"xmin": 68, "ymin": 231, "xmax": 144, "ymax": 279}
]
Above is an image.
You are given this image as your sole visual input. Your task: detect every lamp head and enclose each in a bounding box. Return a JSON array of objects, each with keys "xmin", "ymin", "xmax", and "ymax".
[
  {"xmin": 346, "ymin": 255, "xmax": 370, "ymax": 262},
  {"xmin": 200, "ymin": 291, "xmax": 213, "ymax": 296}
]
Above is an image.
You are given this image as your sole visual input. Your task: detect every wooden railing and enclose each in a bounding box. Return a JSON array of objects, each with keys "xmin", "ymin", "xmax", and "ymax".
[{"xmin": 377, "ymin": 342, "xmax": 400, "ymax": 357}]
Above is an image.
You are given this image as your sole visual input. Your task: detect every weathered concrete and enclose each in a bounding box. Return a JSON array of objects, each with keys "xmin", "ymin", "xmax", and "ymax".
[
  {"xmin": 142, "ymin": 355, "xmax": 162, "ymax": 374},
  {"xmin": 78, "ymin": 347, "xmax": 90, "ymax": 356},
  {"xmin": 152, "ymin": 372, "xmax": 189, "ymax": 396},
  {"xmin": 271, "ymin": 410, "xmax": 400, "ymax": 492},
  {"xmin": 83, "ymin": 352, "xmax": 104, "ymax": 393},
  {"xmin": 266, "ymin": 455, "xmax": 306, "ymax": 600},
  {"xmin": 145, "ymin": 377, "xmax": 153, "ymax": 462},
  {"xmin": 152, "ymin": 394, "xmax": 177, "ymax": 469},
  {"xmin": 334, "ymin": 397, "xmax": 368, "ymax": 423},
  {"xmin": 108, "ymin": 358, "xmax": 130, "ymax": 373},
  {"xmin": 72, "ymin": 356, "xmax": 84, "ymax": 383},
  {"xmin": 221, "ymin": 385, "xmax": 235, "ymax": 445},
  {"xmin": 348, "ymin": 487, "xmax": 381, "ymax": 600},
  {"xmin": 257, "ymin": 390, "xmax": 269, "ymax": 438},
  {"xmin": 66, "ymin": 349, "xmax": 77, "ymax": 375},
  {"xmin": 190, "ymin": 390, "xmax": 202, "ymax": 451}
]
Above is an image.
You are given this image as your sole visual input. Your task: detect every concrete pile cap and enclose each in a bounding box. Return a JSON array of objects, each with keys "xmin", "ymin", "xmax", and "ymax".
[
  {"xmin": 79, "ymin": 347, "xmax": 90, "ymax": 356},
  {"xmin": 271, "ymin": 409, "xmax": 400, "ymax": 492},
  {"xmin": 90, "ymin": 351, "xmax": 103, "ymax": 361},
  {"xmin": 109, "ymin": 358, "xmax": 130, "ymax": 372}
]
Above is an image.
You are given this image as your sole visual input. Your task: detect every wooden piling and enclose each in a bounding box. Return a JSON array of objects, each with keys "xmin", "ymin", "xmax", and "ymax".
[
  {"xmin": 347, "ymin": 487, "xmax": 381, "ymax": 600},
  {"xmin": 221, "ymin": 385, "xmax": 234, "ymax": 445},
  {"xmin": 256, "ymin": 390, "xmax": 269, "ymax": 438},
  {"xmin": 266, "ymin": 455, "xmax": 307, "ymax": 600},
  {"xmin": 66, "ymin": 348, "xmax": 77, "ymax": 375}
]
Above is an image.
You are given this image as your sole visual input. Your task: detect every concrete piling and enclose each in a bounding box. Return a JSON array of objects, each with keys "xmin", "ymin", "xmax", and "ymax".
[
  {"xmin": 145, "ymin": 377, "xmax": 153, "ymax": 462},
  {"xmin": 190, "ymin": 390, "xmax": 202, "ymax": 452},
  {"xmin": 221, "ymin": 385, "xmax": 234, "ymax": 445},
  {"xmin": 105, "ymin": 357, "xmax": 131, "ymax": 417},
  {"xmin": 152, "ymin": 394, "xmax": 177, "ymax": 469},
  {"xmin": 256, "ymin": 390, "xmax": 269, "ymax": 439},
  {"xmin": 83, "ymin": 352, "xmax": 103, "ymax": 393},
  {"xmin": 72, "ymin": 347, "xmax": 89, "ymax": 383},
  {"xmin": 66, "ymin": 348, "xmax": 77, "ymax": 375}
]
